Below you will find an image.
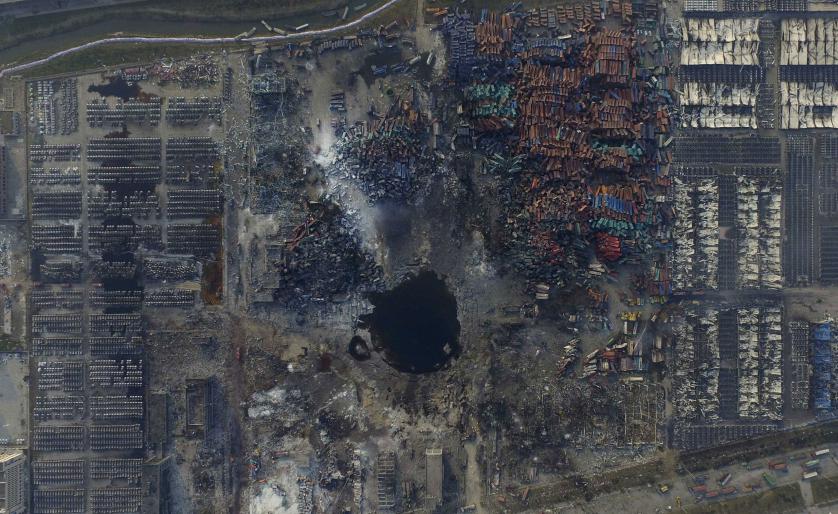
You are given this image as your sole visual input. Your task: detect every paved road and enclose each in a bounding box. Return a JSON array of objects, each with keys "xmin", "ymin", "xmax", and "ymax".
[{"xmin": 0, "ymin": 0, "xmax": 404, "ymax": 79}]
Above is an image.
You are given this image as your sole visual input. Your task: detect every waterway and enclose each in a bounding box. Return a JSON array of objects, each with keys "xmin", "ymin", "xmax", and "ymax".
[{"xmin": 0, "ymin": 0, "xmax": 390, "ymax": 69}]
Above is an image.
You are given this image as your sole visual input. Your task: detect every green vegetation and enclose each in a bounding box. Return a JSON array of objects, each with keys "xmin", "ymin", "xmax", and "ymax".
[
  {"xmin": 497, "ymin": 460, "xmax": 666, "ymax": 512},
  {"xmin": 20, "ymin": 43, "xmax": 225, "ymax": 79},
  {"xmin": 2, "ymin": 0, "xmax": 412, "ymax": 78},
  {"xmin": 680, "ymin": 421, "xmax": 838, "ymax": 472},
  {"xmin": 0, "ymin": 0, "xmax": 392, "ymax": 64},
  {"xmin": 686, "ymin": 484, "xmax": 805, "ymax": 514},
  {"xmin": 0, "ymin": 0, "xmax": 354, "ymax": 46},
  {"xmin": 811, "ymin": 474, "xmax": 838, "ymax": 505}
]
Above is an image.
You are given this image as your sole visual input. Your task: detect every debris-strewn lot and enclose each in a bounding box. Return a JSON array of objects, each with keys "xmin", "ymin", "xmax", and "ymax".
[{"xmin": 6, "ymin": 0, "xmax": 838, "ymax": 512}]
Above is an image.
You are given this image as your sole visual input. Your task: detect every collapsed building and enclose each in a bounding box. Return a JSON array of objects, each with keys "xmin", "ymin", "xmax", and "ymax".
[
  {"xmin": 672, "ymin": 178, "xmax": 718, "ymax": 291},
  {"xmin": 780, "ymin": 19, "xmax": 838, "ymax": 128},
  {"xmin": 680, "ymin": 18, "xmax": 761, "ymax": 129},
  {"xmin": 673, "ymin": 303, "xmax": 784, "ymax": 450}
]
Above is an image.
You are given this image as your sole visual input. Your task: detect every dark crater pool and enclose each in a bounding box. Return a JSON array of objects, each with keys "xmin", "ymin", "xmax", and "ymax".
[{"xmin": 360, "ymin": 271, "xmax": 461, "ymax": 373}]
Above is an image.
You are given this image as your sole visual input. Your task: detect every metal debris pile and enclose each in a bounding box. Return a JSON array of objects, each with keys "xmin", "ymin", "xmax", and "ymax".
[
  {"xmin": 331, "ymin": 99, "xmax": 439, "ymax": 204},
  {"xmin": 442, "ymin": 7, "xmax": 676, "ymax": 287},
  {"xmin": 273, "ymin": 206, "xmax": 383, "ymax": 307}
]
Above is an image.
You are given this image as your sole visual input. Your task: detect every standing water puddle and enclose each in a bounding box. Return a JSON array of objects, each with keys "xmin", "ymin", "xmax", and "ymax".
[{"xmin": 360, "ymin": 271, "xmax": 460, "ymax": 373}]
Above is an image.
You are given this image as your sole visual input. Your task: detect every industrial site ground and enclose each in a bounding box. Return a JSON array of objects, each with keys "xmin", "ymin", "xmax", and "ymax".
[{"xmin": 0, "ymin": 0, "xmax": 837, "ymax": 513}]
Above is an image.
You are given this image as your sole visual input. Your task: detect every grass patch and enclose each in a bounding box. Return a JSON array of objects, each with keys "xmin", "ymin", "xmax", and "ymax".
[
  {"xmin": 686, "ymin": 483, "xmax": 804, "ymax": 514},
  {"xmin": 19, "ymin": 43, "xmax": 232, "ymax": 79},
  {"xmin": 0, "ymin": 0, "xmax": 358, "ymax": 45},
  {"xmin": 680, "ymin": 421, "xmax": 838, "ymax": 473},
  {"xmin": 495, "ymin": 460, "xmax": 666, "ymax": 512},
  {"xmin": 811, "ymin": 475, "xmax": 838, "ymax": 505},
  {"xmin": 7, "ymin": 0, "xmax": 412, "ymax": 78}
]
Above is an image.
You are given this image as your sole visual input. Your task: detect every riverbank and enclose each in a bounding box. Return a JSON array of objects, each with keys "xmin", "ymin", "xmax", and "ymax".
[
  {"xmin": 0, "ymin": 0, "xmax": 414, "ymax": 78},
  {"xmin": 0, "ymin": 0, "xmax": 390, "ymax": 69}
]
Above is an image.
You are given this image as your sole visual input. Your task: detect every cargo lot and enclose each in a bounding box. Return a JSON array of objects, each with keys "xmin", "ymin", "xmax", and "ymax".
[{"xmin": 0, "ymin": 0, "xmax": 836, "ymax": 512}]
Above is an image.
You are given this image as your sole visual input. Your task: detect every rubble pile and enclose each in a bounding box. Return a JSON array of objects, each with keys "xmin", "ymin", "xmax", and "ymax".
[
  {"xmin": 273, "ymin": 206, "xmax": 383, "ymax": 307},
  {"xmin": 440, "ymin": 8, "xmax": 675, "ymax": 285},
  {"xmin": 582, "ymin": 311, "xmax": 649, "ymax": 375},
  {"xmin": 672, "ymin": 308, "xmax": 720, "ymax": 425},
  {"xmin": 331, "ymin": 100, "xmax": 438, "ymax": 204},
  {"xmin": 671, "ymin": 178, "xmax": 718, "ymax": 291},
  {"xmin": 737, "ymin": 177, "xmax": 760, "ymax": 289},
  {"xmin": 148, "ymin": 55, "xmax": 219, "ymax": 87},
  {"xmin": 442, "ymin": 12, "xmax": 476, "ymax": 82},
  {"xmin": 738, "ymin": 306, "xmax": 783, "ymax": 420}
]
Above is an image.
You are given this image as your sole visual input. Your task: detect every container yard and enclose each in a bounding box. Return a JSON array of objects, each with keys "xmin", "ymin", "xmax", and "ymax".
[{"xmin": 0, "ymin": 0, "xmax": 835, "ymax": 512}]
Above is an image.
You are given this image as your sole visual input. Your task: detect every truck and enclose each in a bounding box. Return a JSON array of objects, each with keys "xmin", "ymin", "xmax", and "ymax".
[
  {"xmin": 803, "ymin": 459, "xmax": 821, "ymax": 470},
  {"xmin": 803, "ymin": 471, "xmax": 819, "ymax": 480},
  {"xmin": 690, "ymin": 484, "xmax": 708, "ymax": 496},
  {"xmin": 762, "ymin": 473, "xmax": 776, "ymax": 487}
]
